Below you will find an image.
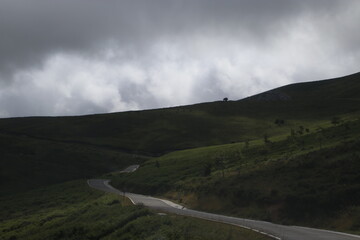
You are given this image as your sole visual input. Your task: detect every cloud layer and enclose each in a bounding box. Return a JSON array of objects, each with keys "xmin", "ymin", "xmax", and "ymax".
[{"xmin": 0, "ymin": 0, "xmax": 359, "ymax": 117}]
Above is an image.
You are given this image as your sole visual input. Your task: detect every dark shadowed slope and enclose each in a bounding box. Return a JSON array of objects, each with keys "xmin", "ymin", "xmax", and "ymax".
[{"xmin": 0, "ymin": 72, "xmax": 359, "ymax": 155}]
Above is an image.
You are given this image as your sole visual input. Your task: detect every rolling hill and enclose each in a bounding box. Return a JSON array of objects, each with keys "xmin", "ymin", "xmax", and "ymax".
[
  {"xmin": 0, "ymin": 73, "xmax": 360, "ymax": 194},
  {"xmin": 106, "ymin": 72, "xmax": 360, "ymax": 233},
  {"xmin": 0, "ymin": 72, "xmax": 359, "ymax": 156},
  {"xmin": 1, "ymin": 72, "xmax": 360, "ymax": 233}
]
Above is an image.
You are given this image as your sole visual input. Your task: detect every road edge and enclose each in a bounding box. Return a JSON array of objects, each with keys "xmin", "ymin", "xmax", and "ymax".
[{"xmin": 88, "ymin": 179, "xmax": 281, "ymax": 240}]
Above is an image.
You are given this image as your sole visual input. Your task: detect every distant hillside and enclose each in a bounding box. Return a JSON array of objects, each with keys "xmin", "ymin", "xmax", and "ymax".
[
  {"xmin": 247, "ymin": 72, "xmax": 360, "ymax": 101},
  {"xmin": 111, "ymin": 117, "xmax": 360, "ymax": 233},
  {"xmin": 1, "ymin": 72, "xmax": 359, "ymax": 156},
  {"xmin": 0, "ymin": 132, "xmax": 147, "ymax": 196}
]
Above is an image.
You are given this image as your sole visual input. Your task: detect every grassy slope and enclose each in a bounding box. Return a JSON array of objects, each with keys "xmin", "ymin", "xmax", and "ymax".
[
  {"xmin": 0, "ymin": 72, "xmax": 359, "ymax": 155},
  {"xmin": 0, "ymin": 180, "xmax": 270, "ymax": 240},
  {"xmin": 0, "ymin": 132, "xmax": 148, "ymax": 196},
  {"xmin": 1, "ymin": 73, "xmax": 359, "ymax": 195},
  {"xmin": 111, "ymin": 119, "xmax": 360, "ymax": 233},
  {"xmin": 1, "ymin": 72, "xmax": 359, "ymax": 235},
  {"xmin": 2, "ymin": 72, "xmax": 358, "ymax": 196}
]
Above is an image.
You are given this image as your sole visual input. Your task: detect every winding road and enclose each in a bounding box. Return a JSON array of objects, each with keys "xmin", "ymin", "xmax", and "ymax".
[{"xmin": 88, "ymin": 165, "xmax": 360, "ymax": 240}]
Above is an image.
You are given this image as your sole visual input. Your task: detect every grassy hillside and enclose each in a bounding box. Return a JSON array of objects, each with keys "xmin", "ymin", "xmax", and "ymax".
[
  {"xmin": 111, "ymin": 118, "xmax": 360, "ymax": 233},
  {"xmin": 0, "ymin": 72, "xmax": 359, "ymax": 155},
  {"xmin": 1, "ymin": 72, "xmax": 359, "ymax": 235},
  {"xmin": 0, "ymin": 132, "xmax": 147, "ymax": 196},
  {"xmin": 0, "ymin": 180, "xmax": 271, "ymax": 240}
]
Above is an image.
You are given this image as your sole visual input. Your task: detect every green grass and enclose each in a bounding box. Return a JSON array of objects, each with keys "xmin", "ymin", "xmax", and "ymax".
[
  {"xmin": 111, "ymin": 119, "xmax": 360, "ymax": 233},
  {"xmin": 0, "ymin": 180, "xmax": 271, "ymax": 240},
  {"xmin": 0, "ymin": 132, "xmax": 148, "ymax": 196}
]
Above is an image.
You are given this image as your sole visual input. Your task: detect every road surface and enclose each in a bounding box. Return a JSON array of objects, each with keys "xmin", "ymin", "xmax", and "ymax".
[
  {"xmin": 119, "ymin": 164, "xmax": 139, "ymax": 173},
  {"xmin": 88, "ymin": 167, "xmax": 360, "ymax": 240}
]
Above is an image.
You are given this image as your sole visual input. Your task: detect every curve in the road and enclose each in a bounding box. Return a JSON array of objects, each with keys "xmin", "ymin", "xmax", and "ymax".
[{"xmin": 88, "ymin": 178, "xmax": 360, "ymax": 240}]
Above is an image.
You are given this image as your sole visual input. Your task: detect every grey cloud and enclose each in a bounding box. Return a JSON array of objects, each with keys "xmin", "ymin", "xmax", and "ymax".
[
  {"xmin": 117, "ymin": 81, "xmax": 158, "ymax": 110},
  {"xmin": 190, "ymin": 70, "xmax": 228, "ymax": 103},
  {"xmin": 0, "ymin": 0, "xmax": 346, "ymax": 80},
  {"xmin": 0, "ymin": 91, "xmax": 107, "ymax": 117},
  {"xmin": 0, "ymin": 0, "xmax": 359, "ymax": 117}
]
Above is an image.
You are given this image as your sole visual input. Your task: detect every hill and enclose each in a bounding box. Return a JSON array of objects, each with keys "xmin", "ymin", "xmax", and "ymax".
[
  {"xmin": 1, "ymin": 72, "xmax": 359, "ymax": 195},
  {"xmin": 1, "ymin": 71, "xmax": 360, "ymax": 234},
  {"xmin": 110, "ymin": 110, "xmax": 360, "ymax": 233},
  {"xmin": 1, "ymin": 72, "xmax": 359, "ymax": 156},
  {"xmin": 0, "ymin": 131, "xmax": 148, "ymax": 196}
]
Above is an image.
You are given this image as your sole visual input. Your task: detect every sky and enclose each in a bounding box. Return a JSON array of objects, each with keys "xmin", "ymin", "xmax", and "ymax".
[{"xmin": 0, "ymin": 0, "xmax": 359, "ymax": 117}]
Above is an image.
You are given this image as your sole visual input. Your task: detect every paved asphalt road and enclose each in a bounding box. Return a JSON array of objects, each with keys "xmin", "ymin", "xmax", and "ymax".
[
  {"xmin": 88, "ymin": 166, "xmax": 360, "ymax": 240},
  {"xmin": 119, "ymin": 164, "xmax": 139, "ymax": 173}
]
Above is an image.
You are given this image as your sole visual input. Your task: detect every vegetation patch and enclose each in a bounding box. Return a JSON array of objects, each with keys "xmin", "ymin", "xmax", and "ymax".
[
  {"xmin": 0, "ymin": 180, "xmax": 271, "ymax": 240},
  {"xmin": 0, "ymin": 133, "xmax": 147, "ymax": 196},
  {"xmin": 112, "ymin": 118, "xmax": 360, "ymax": 234}
]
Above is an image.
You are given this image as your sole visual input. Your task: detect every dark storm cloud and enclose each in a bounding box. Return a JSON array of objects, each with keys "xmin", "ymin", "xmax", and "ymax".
[
  {"xmin": 0, "ymin": 0, "xmax": 359, "ymax": 117},
  {"xmin": 0, "ymin": 0, "xmax": 343, "ymax": 79}
]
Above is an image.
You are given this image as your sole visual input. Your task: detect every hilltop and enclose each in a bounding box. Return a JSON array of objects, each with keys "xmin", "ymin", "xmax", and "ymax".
[
  {"xmin": 1, "ymin": 72, "xmax": 359, "ymax": 156},
  {"xmin": 1, "ymin": 72, "xmax": 359, "ymax": 195}
]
